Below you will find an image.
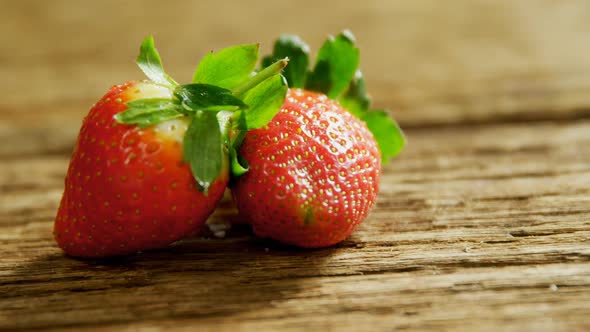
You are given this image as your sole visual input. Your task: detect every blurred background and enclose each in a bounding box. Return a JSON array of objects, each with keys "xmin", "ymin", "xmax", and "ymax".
[{"xmin": 2, "ymin": 0, "xmax": 590, "ymax": 158}]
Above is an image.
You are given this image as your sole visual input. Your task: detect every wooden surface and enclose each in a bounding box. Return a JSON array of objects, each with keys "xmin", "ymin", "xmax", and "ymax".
[{"xmin": 1, "ymin": 1, "xmax": 590, "ymax": 331}]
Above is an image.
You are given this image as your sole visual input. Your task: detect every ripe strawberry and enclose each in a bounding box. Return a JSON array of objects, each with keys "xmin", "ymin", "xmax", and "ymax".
[
  {"xmin": 231, "ymin": 32, "xmax": 405, "ymax": 247},
  {"xmin": 54, "ymin": 81, "xmax": 228, "ymax": 257},
  {"xmin": 233, "ymin": 88, "xmax": 381, "ymax": 247},
  {"xmin": 54, "ymin": 37, "xmax": 288, "ymax": 257}
]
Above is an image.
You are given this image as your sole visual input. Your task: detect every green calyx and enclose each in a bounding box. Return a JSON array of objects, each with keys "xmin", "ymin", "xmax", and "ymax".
[
  {"xmin": 115, "ymin": 36, "xmax": 288, "ymax": 192},
  {"xmin": 262, "ymin": 31, "xmax": 406, "ymax": 164}
]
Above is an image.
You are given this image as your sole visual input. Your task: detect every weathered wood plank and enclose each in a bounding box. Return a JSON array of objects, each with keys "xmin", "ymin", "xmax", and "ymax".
[
  {"xmin": 1, "ymin": 120, "xmax": 589, "ymax": 331},
  {"xmin": 2, "ymin": 262, "xmax": 590, "ymax": 331}
]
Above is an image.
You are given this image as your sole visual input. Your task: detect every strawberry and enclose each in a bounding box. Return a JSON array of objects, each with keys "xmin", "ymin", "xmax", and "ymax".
[
  {"xmin": 54, "ymin": 37, "xmax": 288, "ymax": 257},
  {"xmin": 231, "ymin": 32, "xmax": 406, "ymax": 247}
]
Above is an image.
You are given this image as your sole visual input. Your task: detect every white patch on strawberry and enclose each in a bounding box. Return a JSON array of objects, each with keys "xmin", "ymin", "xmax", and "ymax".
[
  {"xmin": 126, "ymin": 81, "xmax": 172, "ymax": 100},
  {"xmin": 152, "ymin": 118, "xmax": 190, "ymax": 143}
]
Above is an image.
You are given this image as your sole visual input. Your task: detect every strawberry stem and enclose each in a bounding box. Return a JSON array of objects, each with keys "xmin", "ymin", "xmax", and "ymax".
[{"xmin": 232, "ymin": 58, "xmax": 288, "ymax": 97}]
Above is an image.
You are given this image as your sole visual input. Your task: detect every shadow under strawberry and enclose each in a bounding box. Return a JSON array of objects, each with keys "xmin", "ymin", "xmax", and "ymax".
[{"xmin": 2, "ymin": 228, "xmax": 361, "ymax": 329}]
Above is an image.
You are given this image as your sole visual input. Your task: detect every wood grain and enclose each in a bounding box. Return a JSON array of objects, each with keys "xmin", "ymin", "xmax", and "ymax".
[
  {"xmin": 2, "ymin": 120, "xmax": 589, "ymax": 331},
  {"xmin": 1, "ymin": 0, "xmax": 590, "ymax": 331}
]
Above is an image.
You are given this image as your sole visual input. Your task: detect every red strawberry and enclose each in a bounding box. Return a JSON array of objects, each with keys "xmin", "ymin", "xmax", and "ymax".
[
  {"xmin": 54, "ymin": 81, "xmax": 228, "ymax": 257},
  {"xmin": 233, "ymin": 89, "xmax": 381, "ymax": 247},
  {"xmin": 231, "ymin": 32, "xmax": 405, "ymax": 247},
  {"xmin": 54, "ymin": 37, "xmax": 288, "ymax": 257}
]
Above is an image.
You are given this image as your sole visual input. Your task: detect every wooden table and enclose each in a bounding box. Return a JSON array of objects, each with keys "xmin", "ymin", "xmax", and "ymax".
[{"xmin": 2, "ymin": 1, "xmax": 589, "ymax": 331}]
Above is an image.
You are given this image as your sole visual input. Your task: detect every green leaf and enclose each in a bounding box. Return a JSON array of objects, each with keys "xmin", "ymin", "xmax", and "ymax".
[
  {"xmin": 237, "ymin": 74, "xmax": 288, "ymax": 129},
  {"xmin": 137, "ymin": 36, "xmax": 177, "ymax": 86},
  {"xmin": 265, "ymin": 35, "xmax": 310, "ymax": 88},
  {"xmin": 192, "ymin": 44, "xmax": 259, "ymax": 89},
  {"xmin": 229, "ymin": 145, "xmax": 249, "ymax": 176},
  {"xmin": 305, "ymin": 30, "xmax": 360, "ymax": 98},
  {"xmin": 363, "ymin": 110, "xmax": 406, "ymax": 164},
  {"xmin": 338, "ymin": 70, "xmax": 371, "ymax": 119},
  {"xmin": 183, "ymin": 112, "xmax": 224, "ymax": 192},
  {"xmin": 124, "ymin": 109, "xmax": 183, "ymax": 128},
  {"xmin": 115, "ymin": 98, "xmax": 183, "ymax": 128},
  {"xmin": 175, "ymin": 84, "xmax": 248, "ymax": 112}
]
